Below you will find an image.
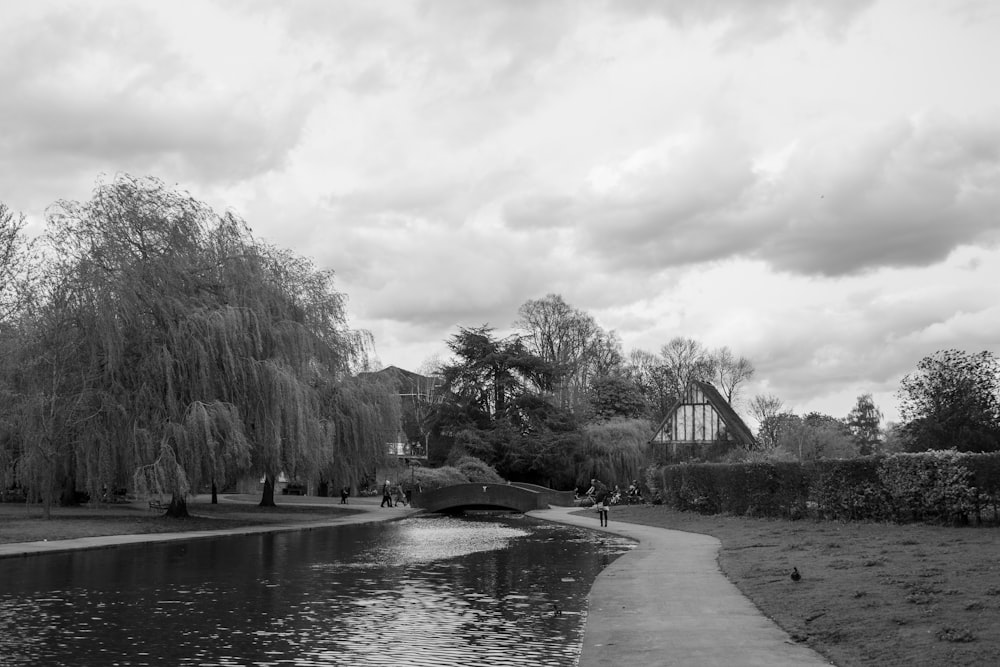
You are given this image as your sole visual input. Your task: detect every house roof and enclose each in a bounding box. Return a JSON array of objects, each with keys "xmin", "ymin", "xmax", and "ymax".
[{"xmin": 650, "ymin": 380, "xmax": 757, "ymax": 446}]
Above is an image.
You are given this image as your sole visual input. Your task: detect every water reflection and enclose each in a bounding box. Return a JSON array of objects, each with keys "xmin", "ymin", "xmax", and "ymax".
[{"xmin": 0, "ymin": 513, "xmax": 632, "ymax": 666}]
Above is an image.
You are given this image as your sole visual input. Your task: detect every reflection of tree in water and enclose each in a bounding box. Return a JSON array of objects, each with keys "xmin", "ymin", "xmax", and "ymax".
[{"xmin": 0, "ymin": 515, "xmax": 632, "ymax": 666}]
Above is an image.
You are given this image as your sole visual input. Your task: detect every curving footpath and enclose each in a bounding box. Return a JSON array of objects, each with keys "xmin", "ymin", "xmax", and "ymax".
[{"xmin": 528, "ymin": 506, "xmax": 832, "ymax": 667}]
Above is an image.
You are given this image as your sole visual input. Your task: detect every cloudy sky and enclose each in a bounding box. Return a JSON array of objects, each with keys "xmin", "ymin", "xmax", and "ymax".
[{"xmin": 2, "ymin": 0, "xmax": 998, "ymax": 426}]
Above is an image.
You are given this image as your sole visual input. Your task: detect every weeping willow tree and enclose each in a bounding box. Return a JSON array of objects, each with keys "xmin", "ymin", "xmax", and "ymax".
[
  {"xmin": 7, "ymin": 279, "xmax": 95, "ymax": 517},
  {"xmin": 9, "ymin": 174, "xmax": 390, "ymax": 517},
  {"xmin": 0, "ymin": 204, "xmax": 26, "ymax": 499},
  {"xmin": 574, "ymin": 418, "xmax": 652, "ymax": 489},
  {"xmin": 3, "ymin": 204, "xmax": 90, "ymax": 516},
  {"xmin": 321, "ymin": 373, "xmax": 401, "ymax": 493}
]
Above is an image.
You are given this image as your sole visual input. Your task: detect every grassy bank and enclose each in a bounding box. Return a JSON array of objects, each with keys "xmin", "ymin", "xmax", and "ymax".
[
  {"xmin": 0, "ymin": 496, "xmax": 361, "ymax": 545},
  {"xmin": 602, "ymin": 504, "xmax": 1000, "ymax": 667}
]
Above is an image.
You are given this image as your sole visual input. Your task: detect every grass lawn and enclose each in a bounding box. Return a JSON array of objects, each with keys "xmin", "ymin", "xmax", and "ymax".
[
  {"xmin": 602, "ymin": 504, "xmax": 1000, "ymax": 667},
  {"xmin": 0, "ymin": 495, "xmax": 361, "ymax": 545}
]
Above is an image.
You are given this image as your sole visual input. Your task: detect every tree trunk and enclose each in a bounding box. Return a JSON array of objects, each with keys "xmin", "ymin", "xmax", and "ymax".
[
  {"xmin": 166, "ymin": 494, "xmax": 190, "ymax": 518},
  {"xmin": 42, "ymin": 466, "xmax": 56, "ymax": 519},
  {"xmin": 259, "ymin": 474, "xmax": 277, "ymax": 507},
  {"xmin": 59, "ymin": 475, "xmax": 78, "ymax": 507},
  {"xmin": 211, "ymin": 480, "xmax": 218, "ymax": 504}
]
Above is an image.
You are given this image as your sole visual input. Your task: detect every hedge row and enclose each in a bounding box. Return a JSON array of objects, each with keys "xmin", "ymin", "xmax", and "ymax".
[{"xmin": 648, "ymin": 450, "xmax": 1000, "ymax": 524}]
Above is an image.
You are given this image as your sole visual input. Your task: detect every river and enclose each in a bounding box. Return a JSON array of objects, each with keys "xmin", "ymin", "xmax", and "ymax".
[{"xmin": 0, "ymin": 513, "xmax": 633, "ymax": 666}]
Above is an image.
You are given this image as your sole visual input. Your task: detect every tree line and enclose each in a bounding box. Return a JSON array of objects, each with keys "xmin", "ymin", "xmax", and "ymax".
[
  {"xmin": 4, "ymin": 176, "xmax": 994, "ymax": 512},
  {"xmin": 746, "ymin": 349, "xmax": 1000, "ymax": 461},
  {"xmin": 0, "ymin": 176, "xmax": 399, "ymax": 516},
  {"xmin": 424, "ymin": 298, "xmax": 1000, "ymax": 479},
  {"xmin": 421, "ymin": 294, "xmax": 758, "ymax": 488}
]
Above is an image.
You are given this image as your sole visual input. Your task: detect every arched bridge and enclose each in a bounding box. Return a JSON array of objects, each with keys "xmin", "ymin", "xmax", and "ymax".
[{"xmin": 411, "ymin": 483, "xmax": 575, "ymax": 513}]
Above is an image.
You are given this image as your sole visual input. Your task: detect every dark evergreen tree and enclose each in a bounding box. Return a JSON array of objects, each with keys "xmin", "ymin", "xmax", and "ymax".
[{"xmin": 846, "ymin": 393, "xmax": 883, "ymax": 455}]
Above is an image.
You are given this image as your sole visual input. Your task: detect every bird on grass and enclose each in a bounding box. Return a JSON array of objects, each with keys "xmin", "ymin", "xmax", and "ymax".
[{"xmin": 791, "ymin": 567, "xmax": 802, "ymax": 582}]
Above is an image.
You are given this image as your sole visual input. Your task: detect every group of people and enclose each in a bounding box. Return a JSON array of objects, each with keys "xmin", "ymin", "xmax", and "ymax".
[
  {"xmin": 380, "ymin": 479, "xmax": 409, "ymax": 507},
  {"xmin": 337, "ymin": 480, "xmax": 414, "ymax": 507}
]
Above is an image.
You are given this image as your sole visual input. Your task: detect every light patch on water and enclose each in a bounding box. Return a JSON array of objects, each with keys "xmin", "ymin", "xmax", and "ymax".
[
  {"xmin": 0, "ymin": 515, "xmax": 632, "ymax": 666},
  {"xmin": 312, "ymin": 516, "xmax": 530, "ymax": 572}
]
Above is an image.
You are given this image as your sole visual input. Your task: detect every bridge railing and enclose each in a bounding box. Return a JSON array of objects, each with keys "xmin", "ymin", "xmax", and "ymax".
[
  {"xmin": 411, "ymin": 482, "xmax": 573, "ymax": 513},
  {"xmin": 508, "ymin": 482, "xmax": 577, "ymax": 507}
]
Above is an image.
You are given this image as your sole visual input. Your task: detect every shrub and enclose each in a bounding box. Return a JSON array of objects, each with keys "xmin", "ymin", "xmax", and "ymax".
[
  {"xmin": 963, "ymin": 452, "xmax": 1000, "ymax": 521},
  {"xmin": 878, "ymin": 450, "xmax": 976, "ymax": 524},
  {"xmin": 411, "ymin": 465, "xmax": 470, "ymax": 491},
  {"xmin": 650, "ymin": 450, "xmax": 1000, "ymax": 525},
  {"xmin": 744, "ymin": 462, "xmax": 807, "ymax": 518},
  {"xmin": 453, "ymin": 456, "xmax": 504, "ymax": 484},
  {"xmin": 652, "ymin": 460, "xmax": 809, "ymax": 518},
  {"xmin": 673, "ymin": 464, "xmax": 720, "ymax": 514},
  {"xmin": 809, "ymin": 457, "xmax": 889, "ymax": 522}
]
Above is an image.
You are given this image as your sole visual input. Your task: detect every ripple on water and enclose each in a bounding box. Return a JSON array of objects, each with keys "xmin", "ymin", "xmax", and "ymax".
[{"xmin": 0, "ymin": 514, "xmax": 633, "ymax": 666}]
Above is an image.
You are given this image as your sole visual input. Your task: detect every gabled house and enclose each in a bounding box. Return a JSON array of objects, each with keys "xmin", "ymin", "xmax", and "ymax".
[{"xmin": 649, "ymin": 380, "xmax": 757, "ymax": 463}]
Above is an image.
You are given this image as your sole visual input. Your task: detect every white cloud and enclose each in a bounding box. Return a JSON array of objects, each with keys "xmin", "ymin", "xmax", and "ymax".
[{"xmin": 1, "ymin": 0, "xmax": 999, "ymax": 427}]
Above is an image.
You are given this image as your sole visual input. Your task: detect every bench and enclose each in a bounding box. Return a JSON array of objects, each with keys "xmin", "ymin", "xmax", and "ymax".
[{"xmin": 149, "ymin": 500, "xmax": 169, "ymax": 511}]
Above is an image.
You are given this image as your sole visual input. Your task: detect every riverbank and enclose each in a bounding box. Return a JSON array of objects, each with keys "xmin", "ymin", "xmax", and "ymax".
[
  {"xmin": 592, "ymin": 504, "xmax": 1000, "ymax": 667},
  {"xmin": 0, "ymin": 494, "xmax": 415, "ymax": 557},
  {"xmin": 5, "ymin": 498, "xmax": 998, "ymax": 665}
]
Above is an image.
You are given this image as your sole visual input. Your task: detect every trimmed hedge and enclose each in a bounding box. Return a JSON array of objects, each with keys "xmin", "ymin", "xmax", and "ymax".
[{"xmin": 649, "ymin": 450, "xmax": 1000, "ymax": 525}]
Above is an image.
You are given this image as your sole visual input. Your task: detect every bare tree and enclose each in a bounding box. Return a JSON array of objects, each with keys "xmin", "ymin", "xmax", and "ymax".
[
  {"xmin": 0, "ymin": 203, "xmax": 35, "ymax": 324},
  {"xmin": 712, "ymin": 346, "xmax": 755, "ymax": 405},
  {"xmin": 624, "ymin": 348, "xmax": 673, "ymax": 421},
  {"xmin": 749, "ymin": 394, "xmax": 784, "ymax": 449},
  {"xmin": 515, "ymin": 294, "xmax": 620, "ymax": 413},
  {"xmin": 658, "ymin": 337, "xmax": 716, "ymax": 399}
]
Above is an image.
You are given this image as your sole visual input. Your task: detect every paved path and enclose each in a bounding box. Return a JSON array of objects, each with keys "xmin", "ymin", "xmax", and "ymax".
[{"xmin": 528, "ymin": 506, "xmax": 832, "ymax": 667}]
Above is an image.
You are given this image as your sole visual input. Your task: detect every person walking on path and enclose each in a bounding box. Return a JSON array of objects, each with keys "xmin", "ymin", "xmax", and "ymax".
[
  {"xmin": 339, "ymin": 486, "xmax": 350, "ymax": 504},
  {"xmin": 586, "ymin": 478, "xmax": 610, "ymax": 527},
  {"xmin": 380, "ymin": 479, "xmax": 393, "ymax": 508}
]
